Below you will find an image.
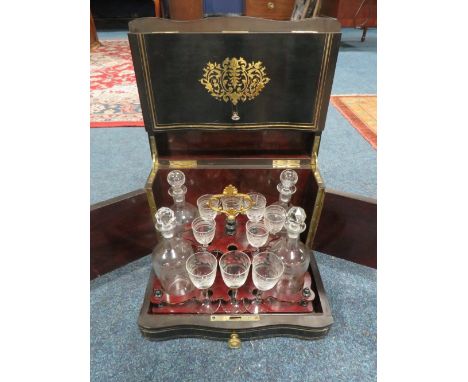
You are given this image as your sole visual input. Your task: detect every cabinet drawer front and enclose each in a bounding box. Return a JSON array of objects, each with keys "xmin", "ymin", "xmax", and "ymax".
[{"xmin": 245, "ymin": 0, "xmax": 295, "ymax": 20}]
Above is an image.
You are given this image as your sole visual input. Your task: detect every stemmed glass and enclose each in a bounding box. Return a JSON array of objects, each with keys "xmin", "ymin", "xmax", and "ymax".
[
  {"xmin": 246, "ymin": 220, "xmax": 269, "ymax": 254},
  {"xmin": 264, "ymin": 205, "xmax": 287, "ymax": 241},
  {"xmin": 197, "ymin": 194, "xmax": 219, "ymax": 221},
  {"xmin": 245, "ymin": 252, "xmax": 284, "ymax": 314},
  {"xmin": 219, "ymin": 250, "xmax": 251, "ymax": 313},
  {"xmin": 245, "ymin": 193, "xmax": 267, "ymax": 222},
  {"xmin": 186, "ymin": 251, "xmax": 220, "ymax": 314},
  {"xmin": 191, "ymin": 217, "xmax": 216, "ymax": 251}
]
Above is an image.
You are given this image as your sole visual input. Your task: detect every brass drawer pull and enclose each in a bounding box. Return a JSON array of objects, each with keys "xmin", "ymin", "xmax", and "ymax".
[
  {"xmin": 228, "ymin": 333, "xmax": 241, "ymax": 349},
  {"xmin": 267, "ymin": 2, "xmax": 275, "ymax": 10}
]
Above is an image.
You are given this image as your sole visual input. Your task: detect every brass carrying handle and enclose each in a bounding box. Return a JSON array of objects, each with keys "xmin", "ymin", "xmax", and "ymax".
[
  {"xmin": 267, "ymin": 2, "xmax": 275, "ymax": 10},
  {"xmin": 207, "ymin": 185, "xmax": 253, "ymax": 220}
]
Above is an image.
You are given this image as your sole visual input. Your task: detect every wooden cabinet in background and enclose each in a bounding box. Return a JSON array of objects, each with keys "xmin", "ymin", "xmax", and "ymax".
[
  {"xmin": 245, "ymin": 0, "xmax": 296, "ymax": 20},
  {"xmin": 169, "ymin": 0, "xmax": 203, "ymax": 20},
  {"xmin": 320, "ymin": 0, "xmax": 377, "ymax": 28}
]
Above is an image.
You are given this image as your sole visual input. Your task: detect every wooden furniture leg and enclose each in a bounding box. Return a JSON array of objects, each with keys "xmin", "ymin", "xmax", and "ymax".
[
  {"xmin": 154, "ymin": 0, "xmax": 162, "ymax": 17},
  {"xmin": 361, "ymin": 26, "xmax": 368, "ymax": 42},
  {"xmin": 90, "ymin": 13, "xmax": 101, "ymax": 51}
]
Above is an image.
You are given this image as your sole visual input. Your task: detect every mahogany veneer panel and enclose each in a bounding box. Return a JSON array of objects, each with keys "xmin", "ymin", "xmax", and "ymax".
[
  {"xmin": 90, "ymin": 191, "xmax": 156, "ymax": 279},
  {"xmin": 313, "ymin": 189, "xmax": 376, "ymax": 268}
]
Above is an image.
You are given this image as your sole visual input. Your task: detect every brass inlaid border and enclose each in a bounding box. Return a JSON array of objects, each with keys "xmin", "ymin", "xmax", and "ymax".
[
  {"xmin": 145, "ymin": 135, "xmax": 159, "ymax": 222},
  {"xmin": 306, "ymin": 160, "xmax": 325, "ymax": 248},
  {"xmin": 313, "ymin": 34, "xmax": 333, "ymax": 127},
  {"xmin": 135, "ymin": 32, "xmax": 335, "ymax": 131},
  {"xmin": 312, "ymin": 134, "xmax": 321, "ymax": 160}
]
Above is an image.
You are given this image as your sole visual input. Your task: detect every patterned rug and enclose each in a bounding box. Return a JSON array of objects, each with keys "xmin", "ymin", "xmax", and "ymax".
[
  {"xmin": 330, "ymin": 95, "xmax": 377, "ymax": 149},
  {"xmin": 90, "ymin": 40, "xmax": 144, "ymax": 127}
]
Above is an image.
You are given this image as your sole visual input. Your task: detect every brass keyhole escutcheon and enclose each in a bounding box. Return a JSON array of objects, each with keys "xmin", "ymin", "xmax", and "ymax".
[
  {"xmin": 228, "ymin": 333, "xmax": 241, "ymax": 349},
  {"xmin": 267, "ymin": 2, "xmax": 275, "ymax": 9}
]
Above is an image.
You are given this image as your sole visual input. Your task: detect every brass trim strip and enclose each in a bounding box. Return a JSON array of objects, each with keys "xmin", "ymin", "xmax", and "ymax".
[
  {"xmin": 313, "ymin": 34, "xmax": 333, "ymax": 127},
  {"xmin": 138, "ymin": 34, "xmax": 158, "ymax": 130},
  {"xmin": 149, "ymin": 135, "xmax": 158, "ymax": 164},
  {"xmin": 306, "ymin": 160, "xmax": 326, "ymax": 247},
  {"xmin": 150, "ymin": 122, "xmax": 317, "ymax": 129},
  {"xmin": 145, "ymin": 165, "xmax": 158, "ymax": 223},
  {"xmin": 312, "ymin": 135, "xmax": 321, "ymax": 160},
  {"xmin": 146, "ymin": 135, "xmax": 159, "ymax": 222}
]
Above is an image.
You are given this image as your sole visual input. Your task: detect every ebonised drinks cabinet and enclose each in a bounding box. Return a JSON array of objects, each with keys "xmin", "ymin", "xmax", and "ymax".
[{"xmin": 126, "ymin": 16, "xmax": 341, "ymax": 347}]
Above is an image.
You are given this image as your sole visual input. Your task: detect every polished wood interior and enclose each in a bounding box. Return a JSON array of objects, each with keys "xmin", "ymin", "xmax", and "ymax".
[
  {"xmin": 90, "ymin": 191, "xmax": 156, "ymax": 279},
  {"xmin": 154, "ymin": 130, "xmax": 316, "ymax": 160}
]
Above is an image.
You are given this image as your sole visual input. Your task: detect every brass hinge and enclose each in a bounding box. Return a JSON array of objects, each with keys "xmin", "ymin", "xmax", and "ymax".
[
  {"xmin": 168, "ymin": 160, "xmax": 198, "ymax": 169},
  {"xmin": 272, "ymin": 159, "xmax": 301, "ymax": 169}
]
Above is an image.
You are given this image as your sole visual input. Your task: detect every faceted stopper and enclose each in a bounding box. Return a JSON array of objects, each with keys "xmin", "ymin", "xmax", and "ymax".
[
  {"xmin": 167, "ymin": 170, "xmax": 187, "ymax": 203},
  {"xmin": 280, "ymin": 169, "xmax": 298, "ymax": 189},
  {"xmin": 285, "ymin": 206, "xmax": 307, "ymax": 238},
  {"xmin": 155, "ymin": 207, "xmax": 176, "ymax": 238},
  {"xmin": 167, "ymin": 170, "xmax": 185, "ymax": 188},
  {"xmin": 277, "ymin": 169, "xmax": 298, "ymax": 199}
]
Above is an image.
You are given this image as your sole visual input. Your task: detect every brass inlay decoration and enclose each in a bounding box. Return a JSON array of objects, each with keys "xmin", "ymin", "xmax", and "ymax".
[
  {"xmin": 134, "ymin": 33, "xmax": 336, "ymax": 130},
  {"xmin": 208, "ymin": 185, "xmax": 253, "ymax": 221},
  {"xmin": 199, "ymin": 57, "xmax": 270, "ymax": 121},
  {"xmin": 210, "ymin": 315, "xmax": 260, "ymax": 322},
  {"xmin": 228, "ymin": 333, "xmax": 241, "ymax": 349}
]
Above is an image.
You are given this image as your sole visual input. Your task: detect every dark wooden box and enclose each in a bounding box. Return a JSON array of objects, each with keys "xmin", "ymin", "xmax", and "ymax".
[{"xmin": 127, "ymin": 16, "xmax": 341, "ymax": 345}]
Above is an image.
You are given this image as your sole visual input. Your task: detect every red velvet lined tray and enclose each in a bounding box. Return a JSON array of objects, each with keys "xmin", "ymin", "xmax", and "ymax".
[{"xmin": 149, "ymin": 214, "xmax": 316, "ymax": 314}]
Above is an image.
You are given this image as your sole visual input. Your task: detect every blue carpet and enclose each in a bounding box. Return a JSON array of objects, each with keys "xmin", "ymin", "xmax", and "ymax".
[
  {"xmin": 90, "ymin": 128, "xmax": 151, "ymax": 204},
  {"xmin": 91, "ymin": 252, "xmax": 376, "ymax": 382}
]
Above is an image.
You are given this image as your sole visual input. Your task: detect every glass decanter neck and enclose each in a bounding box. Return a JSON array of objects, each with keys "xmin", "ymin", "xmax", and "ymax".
[{"xmin": 168, "ymin": 184, "xmax": 187, "ymax": 204}]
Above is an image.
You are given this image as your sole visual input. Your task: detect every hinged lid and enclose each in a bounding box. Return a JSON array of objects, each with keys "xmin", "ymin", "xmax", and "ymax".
[{"xmin": 128, "ymin": 17, "xmax": 341, "ymax": 160}]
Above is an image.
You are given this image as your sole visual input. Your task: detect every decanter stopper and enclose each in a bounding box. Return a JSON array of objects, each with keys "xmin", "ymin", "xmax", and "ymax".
[
  {"xmin": 155, "ymin": 207, "xmax": 177, "ymax": 239},
  {"xmin": 167, "ymin": 170, "xmax": 187, "ymax": 203},
  {"xmin": 284, "ymin": 206, "xmax": 307, "ymax": 239},
  {"xmin": 277, "ymin": 169, "xmax": 298, "ymax": 205}
]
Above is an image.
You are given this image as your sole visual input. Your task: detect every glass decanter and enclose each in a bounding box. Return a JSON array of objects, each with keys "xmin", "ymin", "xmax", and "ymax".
[
  {"xmin": 274, "ymin": 206, "xmax": 310, "ymax": 295},
  {"xmin": 269, "ymin": 169, "xmax": 299, "ymax": 251},
  {"xmin": 273, "ymin": 169, "xmax": 298, "ymax": 209},
  {"xmin": 167, "ymin": 170, "xmax": 198, "ymax": 235},
  {"xmin": 152, "ymin": 207, "xmax": 195, "ymax": 296}
]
